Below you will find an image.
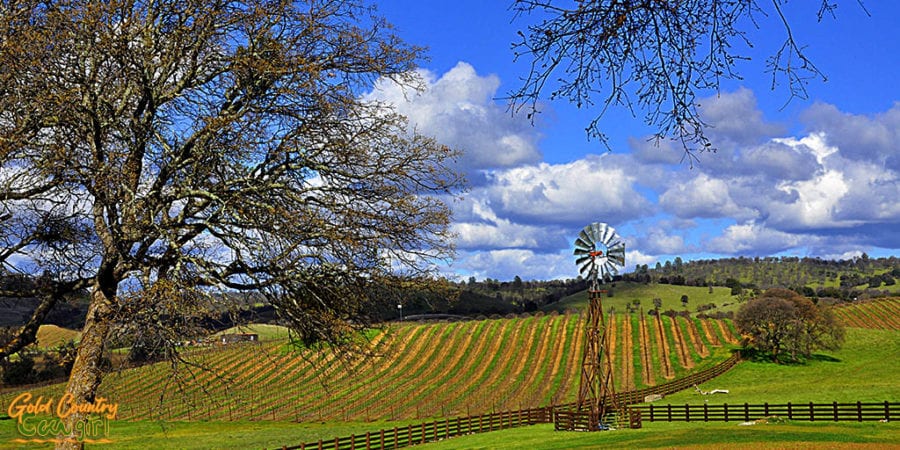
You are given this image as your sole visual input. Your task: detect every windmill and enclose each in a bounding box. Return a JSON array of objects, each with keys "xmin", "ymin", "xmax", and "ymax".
[{"xmin": 572, "ymin": 222, "xmax": 625, "ymax": 429}]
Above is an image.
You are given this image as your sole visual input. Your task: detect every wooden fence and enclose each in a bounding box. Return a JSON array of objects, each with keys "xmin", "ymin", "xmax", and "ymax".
[
  {"xmin": 631, "ymin": 401, "xmax": 898, "ymax": 423},
  {"xmin": 553, "ymin": 350, "xmax": 743, "ymax": 413},
  {"xmin": 271, "ymin": 407, "xmax": 552, "ymax": 450},
  {"xmin": 274, "ymin": 351, "xmax": 746, "ymax": 447},
  {"xmin": 616, "ymin": 351, "xmax": 742, "ymax": 405}
]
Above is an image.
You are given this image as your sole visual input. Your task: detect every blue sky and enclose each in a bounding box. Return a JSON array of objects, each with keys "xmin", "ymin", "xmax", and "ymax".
[{"xmin": 368, "ymin": 1, "xmax": 900, "ymax": 281}]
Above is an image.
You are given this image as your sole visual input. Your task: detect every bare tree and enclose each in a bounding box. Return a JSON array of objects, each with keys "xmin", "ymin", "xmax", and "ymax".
[
  {"xmin": 0, "ymin": 0, "xmax": 462, "ymax": 447},
  {"xmin": 508, "ymin": 0, "xmax": 868, "ymax": 159}
]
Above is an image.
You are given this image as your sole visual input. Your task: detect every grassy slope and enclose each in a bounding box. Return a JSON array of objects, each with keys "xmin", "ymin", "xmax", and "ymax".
[
  {"xmin": 34, "ymin": 325, "xmax": 80, "ymax": 348},
  {"xmin": 546, "ymin": 282, "xmax": 740, "ymax": 315}
]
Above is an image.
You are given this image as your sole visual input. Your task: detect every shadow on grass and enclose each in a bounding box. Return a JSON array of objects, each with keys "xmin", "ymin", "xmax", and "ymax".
[
  {"xmin": 807, "ymin": 353, "xmax": 842, "ymax": 363},
  {"xmin": 739, "ymin": 349, "xmax": 842, "ymax": 365}
]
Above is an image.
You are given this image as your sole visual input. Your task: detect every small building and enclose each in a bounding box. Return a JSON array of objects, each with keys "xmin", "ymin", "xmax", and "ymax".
[{"xmin": 220, "ymin": 333, "xmax": 259, "ymax": 345}]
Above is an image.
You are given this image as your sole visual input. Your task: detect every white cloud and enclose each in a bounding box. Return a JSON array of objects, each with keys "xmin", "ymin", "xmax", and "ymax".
[
  {"xmin": 708, "ymin": 223, "xmax": 807, "ymax": 254},
  {"xmin": 456, "ymin": 249, "xmax": 573, "ymax": 281},
  {"xmin": 451, "ymin": 197, "xmax": 566, "ymax": 251},
  {"xmin": 641, "ymin": 228, "xmax": 687, "ymax": 254},
  {"xmin": 801, "ymin": 102, "xmax": 900, "ymax": 170},
  {"xmin": 627, "ymin": 249, "xmax": 662, "ymax": 269},
  {"xmin": 483, "ymin": 155, "xmax": 652, "ymax": 226},
  {"xmin": 659, "ymin": 173, "xmax": 755, "ymax": 220},
  {"xmin": 770, "ymin": 169, "xmax": 853, "ymax": 229},
  {"xmin": 365, "ymin": 61, "xmax": 542, "ymax": 173},
  {"xmin": 699, "ymin": 88, "xmax": 784, "ymax": 146}
]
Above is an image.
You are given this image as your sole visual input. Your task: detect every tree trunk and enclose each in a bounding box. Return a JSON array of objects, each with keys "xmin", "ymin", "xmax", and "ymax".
[{"xmin": 56, "ymin": 285, "xmax": 115, "ymax": 450}]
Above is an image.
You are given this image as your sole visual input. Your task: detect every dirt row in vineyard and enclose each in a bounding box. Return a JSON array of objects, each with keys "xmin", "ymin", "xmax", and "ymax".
[
  {"xmin": 653, "ymin": 313, "xmax": 675, "ymax": 379},
  {"xmin": 685, "ymin": 318, "xmax": 710, "ymax": 358},
  {"xmin": 618, "ymin": 312, "xmax": 636, "ymax": 391},
  {"xmin": 716, "ymin": 319, "xmax": 740, "ymax": 344},
  {"xmin": 637, "ymin": 310, "xmax": 655, "ymax": 386},
  {"xmin": 668, "ymin": 316, "xmax": 694, "ymax": 370}
]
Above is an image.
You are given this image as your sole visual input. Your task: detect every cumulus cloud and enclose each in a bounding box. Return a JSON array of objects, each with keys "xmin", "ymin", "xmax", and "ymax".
[
  {"xmin": 658, "ymin": 173, "xmax": 755, "ymax": 220},
  {"xmin": 451, "ymin": 197, "xmax": 568, "ymax": 252},
  {"xmin": 698, "ymin": 88, "xmax": 784, "ymax": 146},
  {"xmin": 639, "ymin": 227, "xmax": 688, "ymax": 255},
  {"xmin": 482, "ymin": 155, "xmax": 653, "ymax": 227},
  {"xmin": 455, "ymin": 249, "xmax": 573, "ymax": 281},
  {"xmin": 801, "ymin": 101, "xmax": 900, "ymax": 170},
  {"xmin": 707, "ymin": 223, "xmax": 807, "ymax": 254},
  {"xmin": 365, "ymin": 62, "xmax": 542, "ymax": 174}
]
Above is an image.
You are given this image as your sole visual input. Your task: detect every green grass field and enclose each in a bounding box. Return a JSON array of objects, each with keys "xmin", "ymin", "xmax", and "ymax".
[
  {"xmin": 406, "ymin": 422, "xmax": 899, "ymax": 449},
  {"xmin": 1, "ymin": 301, "xmax": 896, "ymax": 449},
  {"xmin": 547, "ymin": 282, "xmax": 740, "ymax": 315}
]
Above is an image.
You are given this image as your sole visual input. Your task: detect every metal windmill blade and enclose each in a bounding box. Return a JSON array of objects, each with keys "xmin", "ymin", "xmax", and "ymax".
[{"xmin": 573, "ymin": 222, "xmax": 626, "ymax": 287}]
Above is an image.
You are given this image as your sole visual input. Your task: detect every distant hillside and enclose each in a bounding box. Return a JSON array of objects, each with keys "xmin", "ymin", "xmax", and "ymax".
[
  {"xmin": 545, "ymin": 281, "xmax": 738, "ymax": 317},
  {"xmin": 35, "ymin": 325, "xmax": 81, "ymax": 348},
  {"xmin": 624, "ymin": 255, "xmax": 900, "ymax": 300}
]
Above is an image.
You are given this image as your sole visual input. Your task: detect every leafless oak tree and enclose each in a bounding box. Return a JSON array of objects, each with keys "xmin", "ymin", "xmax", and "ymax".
[
  {"xmin": 0, "ymin": 0, "xmax": 462, "ymax": 447},
  {"xmin": 508, "ymin": 0, "xmax": 868, "ymax": 159}
]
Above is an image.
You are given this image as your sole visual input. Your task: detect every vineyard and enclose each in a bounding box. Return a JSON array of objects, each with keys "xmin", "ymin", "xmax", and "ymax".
[
  {"xmin": 0, "ymin": 312, "xmax": 740, "ymax": 423},
  {"xmin": 832, "ymin": 298, "xmax": 900, "ymax": 330}
]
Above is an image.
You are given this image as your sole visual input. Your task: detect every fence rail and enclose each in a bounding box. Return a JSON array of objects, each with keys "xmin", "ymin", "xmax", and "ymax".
[
  {"xmin": 273, "ymin": 407, "xmax": 552, "ymax": 450},
  {"xmin": 617, "ymin": 351, "xmax": 742, "ymax": 405},
  {"xmin": 631, "ymin": 401, "xmax": 897, "ymax": 423},
  {"xmin": 553, "ymin": 351, "xmax": 743, "ymax": 413}
]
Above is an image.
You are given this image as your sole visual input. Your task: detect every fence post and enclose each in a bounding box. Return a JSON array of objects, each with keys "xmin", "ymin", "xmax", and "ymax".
[
  {"xmin": 764, "ymin": 402, "xmax": 769, "ymax": 417},
  {"xmin": 886, "ymin": 401, "xmax": 891, "ymax": 421},
  {"xmin": 788, "ymin": 402, "xmax": 793, "ymax": 420},
  {"xmin": 685, "ymin": 404, "xmax": 690, "ymax": 422},
  {"xmin": 703, "ymin": 402, "xmax": 708, "ymax": 422},
  {"xmin": 744, "ymin": 403, "xmax": 750, "ymax": 422},
  {"xmin": 809, "ymin": 402, "xmax": 814, "ymax": 422},
  {"xmin": 857, "ymin": 401, "xmax": 862, "ymax": 422},
  {"xmin": 667, "ymin": 404, "xmax": 672, "ymax": 422},
  {"xmin": 724, "ymin": 403, "xmax": 728, "ymax": 422},
  {"xmin": 833, "ymin": 402, "xmax": 838, "ymax": 422}
]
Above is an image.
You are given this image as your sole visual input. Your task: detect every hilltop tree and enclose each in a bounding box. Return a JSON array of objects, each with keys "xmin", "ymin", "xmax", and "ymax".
[
  {"xmin": 509, "ymin": 0, "xmax": 867, "ymax": 157},
  {"xmin": 735, "ymin": 288, "xmax": 844, "ymax": 363},
  {"xmin": 0, "ymin": 0, "xmax": 462, "ymax": 447}
]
